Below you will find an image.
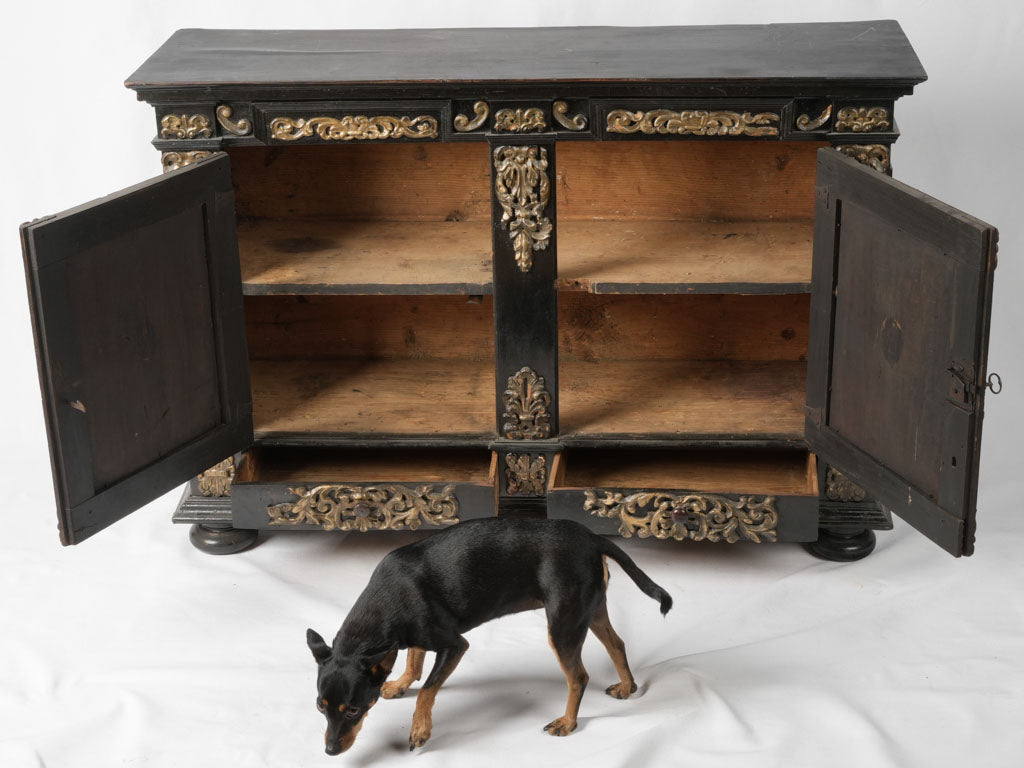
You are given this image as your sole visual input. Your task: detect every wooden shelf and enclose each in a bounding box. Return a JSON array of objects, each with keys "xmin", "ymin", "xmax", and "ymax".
[
  {"xmin": 557, "ymin": 220, "xmax": 812, "ymax": 294},
  {"xmin": 560, "ymin": 360, "xmax": 806, "ymax": 439},
  {"xmin": 238, "ymin": 218, "xmax": 493, "ymax": 295},
  {"xmin": 250, "ymin": 358, "xmax": 495, "ymax": 438}
]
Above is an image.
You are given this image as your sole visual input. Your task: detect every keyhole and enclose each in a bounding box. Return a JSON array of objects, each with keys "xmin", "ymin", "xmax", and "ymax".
[{"xmin": 951, "ymin": 456, "xmax": 957, "ymax": 467}]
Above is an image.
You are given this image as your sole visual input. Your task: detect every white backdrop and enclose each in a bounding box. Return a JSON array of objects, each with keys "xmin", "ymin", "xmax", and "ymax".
[{"xmin": 1, "ymin": 2, "xmax": 1022, "ymax": 766}]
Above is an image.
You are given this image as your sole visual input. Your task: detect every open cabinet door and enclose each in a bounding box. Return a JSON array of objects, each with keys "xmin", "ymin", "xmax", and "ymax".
[
  {"xmin": 806, "ymin": 149, "xmax": 997, "ymax": 557},
  {"xmin": 21, "ymin": 154, "xmax": 253, "ymax": 545}
]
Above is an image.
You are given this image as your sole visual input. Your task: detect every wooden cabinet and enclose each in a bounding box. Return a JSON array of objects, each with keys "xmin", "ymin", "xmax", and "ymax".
[{"xmin": 21, "ymin": 22, "xmax": 997, "ymax": 560}]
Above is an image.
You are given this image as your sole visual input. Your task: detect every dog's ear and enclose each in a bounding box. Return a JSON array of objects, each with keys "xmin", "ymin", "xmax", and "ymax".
[
  {"xmin": 364, "ymin": 642, "xmax": 399, "ymax": 682},
  {"xmin": 306, "ymin": 629, "xmax": 332, "ymax": 666}
]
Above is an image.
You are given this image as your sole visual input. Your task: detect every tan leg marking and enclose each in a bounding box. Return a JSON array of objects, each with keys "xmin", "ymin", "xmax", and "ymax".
[
  {"xmin": 382, "ymin": 647, "xmax": 426, "ymax": 699},
  {"xmin": 544, "ymin": 632, "xmax": 589, "ymax": 736},
  {"xmin": 602, "ymin": 555, "xmax": 610, "ymax": 588},
  {"xmin": 408, "ymin": 640, "xmax": 468, "ymax": 750},
  {"xmin": 589, "ymin": 602, "xmax": 637, "ymax": 699}
]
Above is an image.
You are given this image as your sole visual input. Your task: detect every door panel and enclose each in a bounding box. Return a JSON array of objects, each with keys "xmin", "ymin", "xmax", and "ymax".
[
  {"xmin": 806, "ymin": 149, "xmax": 996, "ymax": 556},
  {"xmin": 22, "ymin": 154, "xmax": 252, "ymax": 544}
]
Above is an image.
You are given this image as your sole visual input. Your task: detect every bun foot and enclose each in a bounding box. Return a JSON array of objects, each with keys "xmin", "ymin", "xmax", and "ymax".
[
  {"xmin": 188, "ymin": 523, "xmax": 257, "ymax": 555},
  {"xmin": 806, "ymin": 527, "xmax": 876, "ymax": 562}
]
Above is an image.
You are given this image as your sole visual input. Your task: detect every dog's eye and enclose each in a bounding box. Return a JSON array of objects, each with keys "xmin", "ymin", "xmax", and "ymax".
[
  {"xmin": 344, "ymin": 706, "xmax": 360, "ymax": 719},
  {"xmin": 316, "ymin": 697, "xmax": 327, "ymax": 713}
]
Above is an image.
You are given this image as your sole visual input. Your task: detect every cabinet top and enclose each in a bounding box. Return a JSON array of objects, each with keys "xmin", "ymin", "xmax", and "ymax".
[{"xmin": 125, "ymin": 21, "xmax": 926, "ymax": 95}]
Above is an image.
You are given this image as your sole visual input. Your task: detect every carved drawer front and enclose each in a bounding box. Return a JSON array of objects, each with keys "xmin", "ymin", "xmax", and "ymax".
[
  {"xmin": 253, "ymin": 101, "xmax": 444, "ymax": 144},
  {"xmin": 230, "ymin": 447, "xmax": 497, "ymax": 531},
  {"xmin": 546, "ymin": 449, "xmax": 819, "ymax": 543}
]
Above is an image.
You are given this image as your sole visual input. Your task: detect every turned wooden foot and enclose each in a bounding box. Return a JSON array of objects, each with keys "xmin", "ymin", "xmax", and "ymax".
[
  {"xmin": 806, "ymin": 527, "xmax": 876, "ymax": 562},
  {"xmin": 188, "ymin": 523, "xmax": 257, "ymax": 555}
]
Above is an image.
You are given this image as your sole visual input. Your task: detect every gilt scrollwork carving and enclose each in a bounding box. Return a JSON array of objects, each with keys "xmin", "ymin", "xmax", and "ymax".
[
  {"xmin": 494, "ymin": 108, "xmax": 547, "ymax": 133},
  {"xmin": 835, "ymin": 107, "xmax": 891, "ymax": 133},
  {"xmin": 825, "ymin": 468, "xmax": 867, "ymax": 503},
  {"xmin": 216, "ymin": 105, "xmax": 252, "ymax": 136},
  {"xmin": 585, "ymin": 490, "xmax": 779, "ymax": 543},
  {"xmin": 493, "ymin": 145, "xmax": 552, "ymax": 272},
  {"xmin": 502, "ymin": 367, "xmax": 552, "ymax": 440},
  {"xmin": 504, "ymin": 454, "xmax": 547, "ymax": 496},
  {"xmin": 267, "ymin": 484, "xmax": 459, "ymax": 532},
  {"xmin": 454, "ymin": 101, "xmax": 489, "ymax": 132},
  {"xmin": 197, "ymin": 457, "xmax": 235, "ymax": 497},
  {"xmin": 835, "ymin": 144, "xmax": 891, "ymax": 173},
  {"xmin": 606, "ymin": 108, "xmax": 780, "ymax": 137},
  {"xmin": 796, "ymin": 104, "xmax": 833, "ymax": 132},
  {"xmin": 161, "ymin": 150, "xmax": 213, "ymax": 172},
  {"xmin": 269, "ymin": 115, "xmax": 438, "ymax": 142},
  {"xmin": 160, "ymin": 113, "xmax": 213, "ymax": 140},
  {"xmin": 552, "ymin": 101, "xmax": 587, "ymax": 131}
]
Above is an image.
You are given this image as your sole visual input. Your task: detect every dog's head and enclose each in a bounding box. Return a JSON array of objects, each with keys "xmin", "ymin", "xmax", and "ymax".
[{"xmin": 306, "ymin": 629, "xmax": 397, "ymax": 755}]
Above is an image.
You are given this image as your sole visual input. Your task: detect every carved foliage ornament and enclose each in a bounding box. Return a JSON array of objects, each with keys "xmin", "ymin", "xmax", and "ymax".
[
  {"xmin": 269, "ymin": 115, "xmax": 438, "ymax": 142},
  {"xmin": 502, "ymin": 367, "xmax": 552, "ymax": 439},
  {"xmin": 607, "ymin": 109, "xmax": 780, "ymax": 137},
  {"xmin": 836, "ymin": 144, "xmax": 890, "ymax": 173},
  {"xmin": 504, "ymin": 454, "xmax": 547, "ymax": 496},
  {"xmin": 586, "ymin": 490, "xmax": 778, "ymax": 543},
  {"xmin": 493, "ymin": 145, "xmax": 553, "ymax": 272},
  {"xmin": 161, "ymin": 150, "xmax": 213, "ymax": 172},
  {"xmin": 553, "ymin": 101, "xmax": 587, "ymax": 131},
  {"xmin": 835, "ymin": 107, "xmax": 891, "ymax": 133},
  {"xmin": 216, "ymin": 105, "xmax": 252, "ymax": 136},
  {"xmin": 160, "ymin": 113, "xmax": 213, "ymax": 140},
  {"xmin": 825, "ymin": 467, "xmax": 867, "ymax": 503},
  {"xmin": 197, "ymin": 457, "xmax": 235, "ymax": 497},
  {"xmin": 494, "ymin": 107, "xmax": 547, "ymax": 133},
  {"xmin": 454, "ymin": 101, "xmax": 489, "ymax": 132},
  {"xmin": 267, "ymin": 484, "xmax": 459, "ymax": 532},
  {"xmin": 796, "ymin": 104, "xmax": 833, "ymax": 132}
]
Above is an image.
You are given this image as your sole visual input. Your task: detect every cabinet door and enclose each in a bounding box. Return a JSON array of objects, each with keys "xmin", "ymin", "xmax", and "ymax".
[
  {"xmin": 21, "ymin": 154, "xmax": 252, "ymax": 545},
  {"xmin": 806, "ymin": 149, "xmax": 996, "ymax": 557}
]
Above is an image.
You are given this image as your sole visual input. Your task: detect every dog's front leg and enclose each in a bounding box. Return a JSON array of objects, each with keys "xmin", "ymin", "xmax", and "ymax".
[
  {"xmin": 382, "ymin": 647, "xmax": 426, "ymax": 699},
  {"xmin": 409, "ymin": 637, "xmax": 469, "ymax": 750}
]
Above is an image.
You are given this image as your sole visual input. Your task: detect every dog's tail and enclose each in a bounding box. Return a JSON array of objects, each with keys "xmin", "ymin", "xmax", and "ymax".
[{"xmin": 595, "ymin": 537, "xmax": 673, "ymax": 615}]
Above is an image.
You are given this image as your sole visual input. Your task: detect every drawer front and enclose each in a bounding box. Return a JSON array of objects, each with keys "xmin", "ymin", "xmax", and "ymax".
[
  {"xmin": 232, "ymin": 479, "xmax": 494, "ymax": 531},
  {"xmin": 547, "ymin": 487, "xmax": 818, "ymax": 543}
]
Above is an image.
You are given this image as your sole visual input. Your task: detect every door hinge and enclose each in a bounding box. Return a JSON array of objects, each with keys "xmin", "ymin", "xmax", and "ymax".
[{"xmin": 947, "ymin": 361, "xmax": 977, "ymax": 411}]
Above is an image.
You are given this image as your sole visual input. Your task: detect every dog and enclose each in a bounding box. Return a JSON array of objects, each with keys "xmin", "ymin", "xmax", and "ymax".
[{"xmin": 306, "ymin": 516, "xmax": 672, "ymax": 755}]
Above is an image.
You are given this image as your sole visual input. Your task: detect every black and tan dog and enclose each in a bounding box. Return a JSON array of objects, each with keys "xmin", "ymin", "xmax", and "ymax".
[{"xmin": 306, "ymin": 517, "xmax": 672, "ymax": 754}]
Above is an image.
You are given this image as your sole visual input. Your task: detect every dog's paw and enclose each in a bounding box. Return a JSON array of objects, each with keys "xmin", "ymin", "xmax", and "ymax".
[
  {"xmin": 605, "ymin": 681, "xmax": 638, "ymax": 699},
  {"xmin": 542, "ymin": 716, "xmax": 577, "ymax": 737},
  {"xmin": 408, "ymin": 720, "xmax": 431, "ymax": 750},
  {"xmin": 381, "ymin": 680, "xmax": 408, "ymax": 699}
]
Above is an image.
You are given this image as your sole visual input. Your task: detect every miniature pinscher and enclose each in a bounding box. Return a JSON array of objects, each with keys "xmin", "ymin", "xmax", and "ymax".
[{"xmin": 306, "ymin": 517, "xmax": 672, "ymax": 755}]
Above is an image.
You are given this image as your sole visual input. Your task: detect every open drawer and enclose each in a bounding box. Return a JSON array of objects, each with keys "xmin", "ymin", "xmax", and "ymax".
[
  {"xmin": 231, "ymin": 447, "xmax": 497, "ymax": 531},
  {"xmin": 547, "ymin": 449, "xmax": 819, "ymax": 543}
]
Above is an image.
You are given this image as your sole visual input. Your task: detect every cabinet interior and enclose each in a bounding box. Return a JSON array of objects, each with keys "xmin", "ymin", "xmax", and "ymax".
[
  {"xmin": 245, "ymin": 294, "xmax": 495, "ymax": 439},
  {"xmin": 237, "ymin": 446, "xmax": 497, "ymax": 485},
  {"xmin": 550, "ymin": 448, "xmax": 818, "ymax": 497},
  {"xmin": 559, "ymin": 293, "xmax": 810, "ymax": 439},
  {"xmin": 556, "ymin": 140, "xmax": 823, "ymax": 294},
  {"xmin": 227, "ymin": 144, "xmax": 493, "ymax": 295}
]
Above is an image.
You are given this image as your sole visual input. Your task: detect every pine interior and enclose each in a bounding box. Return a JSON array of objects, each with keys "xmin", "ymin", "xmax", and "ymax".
[
  {"xmin": 553, "ymin": 448, "xmax": 816, "ymax": 496},
  {"xmin": 556, "ymin": 141, "xmax": 822, "ymax": 291},
  {"xmin": 559, "ymin": 293, "xmax": 809, "ymax": 438},
  {"xmin": 227, "ymin": 144, "xmax": 492, "ymax": 292},
  {"xmin": 245, "ymin": 295, "xmax": 495, "ymax": 437}
]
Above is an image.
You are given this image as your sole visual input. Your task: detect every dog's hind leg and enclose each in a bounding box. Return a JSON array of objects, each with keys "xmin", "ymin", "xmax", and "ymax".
[
  {"xmin": 589, "ymin": 600, "xmax": 637, "ymax": 699},
  {"xmin": 544, "ymin": 622, "xmax": 590, "ymax": 736},
  {"xmin": 408, "ymin": 637, "xmax": 468, "ymax": 750},
  {"xmin": 382, "ymin": 647, "xmax": 426, "ymax": 699}
]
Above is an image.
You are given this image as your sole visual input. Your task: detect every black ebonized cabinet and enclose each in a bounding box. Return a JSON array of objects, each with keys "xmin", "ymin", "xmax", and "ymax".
[{"xmin": 21, "ymin": 22, "xmax": 997, "ymax": 561}]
